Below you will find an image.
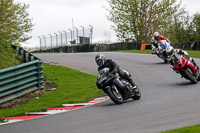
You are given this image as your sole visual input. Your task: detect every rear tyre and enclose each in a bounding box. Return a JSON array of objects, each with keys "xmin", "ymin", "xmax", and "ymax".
[
  {"xmin": 198, "ymin": 76, "xmax": 200, "ymax": 81},
  {"xmin": 132, "ymin": 87, "xmax": 141, "ymax": 100},
  {"xmin": 106, "ymin": 84, "xmax": 123, "ymax": 104},
  {"xmin": 195, "ymin": 68, "xmax": 200, "ymax": 81},
  {"xmin": 198, "ymin": 71, "xmax": 200, "ymax": 81}
]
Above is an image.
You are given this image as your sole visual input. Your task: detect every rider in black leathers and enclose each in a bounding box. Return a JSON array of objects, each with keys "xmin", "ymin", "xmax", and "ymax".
[{"xmin": 95, "ymin": 54, "xmax": 137, "ymax": 88}]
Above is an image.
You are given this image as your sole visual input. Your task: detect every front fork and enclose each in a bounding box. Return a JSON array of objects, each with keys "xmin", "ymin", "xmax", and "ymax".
[
  {"xmin": 112, "ymin": 84, "xmax": 120, "ymax": 94},
  {"xmin": 113, "ymin": 78, "xmax": 127, "ymax": 90},
  {"xmin": 113, "ymin": 78, "xmax": 134, "ymax": 96}
]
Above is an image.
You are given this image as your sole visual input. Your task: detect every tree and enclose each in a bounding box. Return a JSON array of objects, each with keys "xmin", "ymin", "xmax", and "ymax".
[
  {"xmin": 0, "ymin": 0, "xmax": 33, "ymax": 45},
  {"xmin": 168, "ymin": 12, "xmax": 191, "ymax": 43},
  {"xmin": 191, "ymin": 12, "xmax": 200, "ymax": 41},
  {"xmin": 107, "ymin": 0, "xmax": 187, "ymax": 44}
]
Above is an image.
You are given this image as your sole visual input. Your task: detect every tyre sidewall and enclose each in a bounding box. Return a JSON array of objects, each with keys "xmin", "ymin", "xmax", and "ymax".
[
  {"xmin": 184, "ymin": 67, "xmax": 197, "ymax": 84},
  {"xmin": 132, "ymin": 87, "xmax": 141, "ymax": 100},
  {"xmin": 106, "ymin": 85, "xmax": 123, "ymax": 104}
]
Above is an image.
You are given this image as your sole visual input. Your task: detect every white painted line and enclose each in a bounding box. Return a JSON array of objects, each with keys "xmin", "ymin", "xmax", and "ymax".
[
  {"xmin": 0, "ymin": 119, "xmax": 23, "ymax": 125},
  {"xmin": 62, "ymin": 103, "xmax": 94, "ymax": 107},
  {"xmin": 0, "ymin": 96, "xmax": 110, "ymax": 126},
  {"xmin": 26, "ymin": 110, "xmax": 69, "ymax": 115},
  {"xmin": 47, "ymin": 110, "xmax": 69, "ymax": 113}
]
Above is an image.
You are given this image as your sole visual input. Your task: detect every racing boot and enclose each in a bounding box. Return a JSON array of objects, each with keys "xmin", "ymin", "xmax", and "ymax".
[
  {"xmin": 126, "ymin": 78, "xmax": 139, "ymax": 97},
  {"xmin": 127, "ymin": 78, "xmax": 137, "ymax": 90}
]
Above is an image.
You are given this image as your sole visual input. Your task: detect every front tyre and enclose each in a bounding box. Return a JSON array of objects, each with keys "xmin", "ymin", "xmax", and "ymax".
[
  {"xmin": 106, "ymin": 84, "xmax": 123, "ymax": 104},
  {"xmin": 183, "ymin": 67, "xmax": 197, "ymax": 84},
  {"xmin": 163, "ymin": 59, "xmax": 168, "ymax": 63},
  {"xmin": 132, "ymin": 87, "xmax": 141, "ymax": 100}
]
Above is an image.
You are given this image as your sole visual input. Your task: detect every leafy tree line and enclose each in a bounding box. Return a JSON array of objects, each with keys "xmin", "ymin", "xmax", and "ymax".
[
  {"xmin": 107, "ymin": 0, "xmax": 200, "ymax": 44},
  {"xmin": 0, "ymin": 0, "xmax": 33, "ymax": 45},
  {"xmin": 0, "ymin": 0, "xmax": 32, "ymax": 68}
]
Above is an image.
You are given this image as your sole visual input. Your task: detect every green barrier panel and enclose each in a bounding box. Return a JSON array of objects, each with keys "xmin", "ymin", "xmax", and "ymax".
[
  {"xmin": 0, "ymin": 86, "xmax": 39, "ymax": 104},
  {"xmin": 0, "ymin": 65, "xmax": 38, "ymax": 80},
  {"xmin": 0, "ymin": 59, "xmax": 44, "ymax": 104},
  {"xmin": 0, "ymin": 81, "xmax": 38, "ymax": 98},
  {"xmin": 0, "ymin": 71, "xmax": 38, "ymax": 86}
]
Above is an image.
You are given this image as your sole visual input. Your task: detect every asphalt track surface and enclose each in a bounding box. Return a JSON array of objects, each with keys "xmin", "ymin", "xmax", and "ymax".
[{"xmin": 1, "ymin": 52, "xmax": 200, "ymax": 133}]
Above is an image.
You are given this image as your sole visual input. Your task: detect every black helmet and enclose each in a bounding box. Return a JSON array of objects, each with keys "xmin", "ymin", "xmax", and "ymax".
[{"xmin": 95, "ymin": 54, "xmax": 105, "ymax": 67}]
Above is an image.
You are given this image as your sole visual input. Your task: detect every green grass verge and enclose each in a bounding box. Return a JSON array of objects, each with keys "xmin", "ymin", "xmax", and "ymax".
[
  {"xmin": 161, "ymin": 124, "xmax": 200, "ymax": 133},
  {"xmin": 113, "ymin": 50, "xmax": 200, "ymax": 58},
  {"xmin": 113, "ymin": 49, "xmax": 152, "ymax": 54},
  {"xmin": 0, "ymin": 64, "xmax": 102, "ymax": 121},
  {"xmin": 187, "ymin": 51, "xmax": 200, "ymax": 58}
]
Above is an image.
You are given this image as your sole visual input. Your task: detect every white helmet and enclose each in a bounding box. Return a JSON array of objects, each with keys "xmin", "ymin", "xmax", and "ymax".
[{"xmin": 166, "ymin": 46, "xmax": 174, "ymax": 56}]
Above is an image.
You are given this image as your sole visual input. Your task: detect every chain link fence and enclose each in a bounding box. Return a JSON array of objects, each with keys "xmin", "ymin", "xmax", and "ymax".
[{"xmin": 38, "ymin": 26, "xmax": 93, "ymax": 50}]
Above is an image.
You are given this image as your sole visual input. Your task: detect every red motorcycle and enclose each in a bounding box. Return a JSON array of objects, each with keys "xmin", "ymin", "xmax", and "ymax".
[{"xmin": 170, "ymin": 52, "xmax": 200, "ymax": 84}]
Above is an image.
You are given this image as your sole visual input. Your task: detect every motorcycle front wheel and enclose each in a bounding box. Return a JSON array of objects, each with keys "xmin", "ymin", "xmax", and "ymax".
[
  {"xmin": 106, "ymin": 84, "xmax": 123, "ymax": 104},
  {"xmin": 183, "ymin": 67, "xmax": 197, "ymax": 84}
]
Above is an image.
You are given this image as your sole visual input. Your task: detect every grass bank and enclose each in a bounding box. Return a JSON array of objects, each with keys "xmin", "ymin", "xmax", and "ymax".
[
  {"xmin": 161, "ymin": 124, "xmax": 200, "ymax": 133},
  {"xmin": 0, "ymin": 40, "xmax": 21, "ymax": 69},
  {"xmin": 0, "ymin": 64, "xmax": 103, "ymax": 121}
]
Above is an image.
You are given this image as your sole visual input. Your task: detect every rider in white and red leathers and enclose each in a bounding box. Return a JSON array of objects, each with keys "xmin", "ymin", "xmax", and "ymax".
[{"xmin": 151, "ymin": 32, "xmax": 170, "ymax": 51}]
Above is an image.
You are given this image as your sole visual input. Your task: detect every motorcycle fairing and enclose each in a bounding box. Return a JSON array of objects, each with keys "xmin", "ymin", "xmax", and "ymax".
[
  {"xmin": 187, "ymin": 61, "xmax": 197, "ymax": 75},
  {"xmin": 160, "ymin": 43, "xmax": 167, "ymax": 50},
  {"xmin": 174, "ymin": 56, "xmax": 197, "ymax": 75}
]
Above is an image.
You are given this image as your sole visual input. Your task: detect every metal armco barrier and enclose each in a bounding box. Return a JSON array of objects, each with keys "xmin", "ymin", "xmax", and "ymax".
[
  {"xmin": 13, "ymin": 45, "xmax": 39, "ymax": 63},
  {"xmin": 0, "ymin": 59, "xmax": 44, "ymax": 104}
]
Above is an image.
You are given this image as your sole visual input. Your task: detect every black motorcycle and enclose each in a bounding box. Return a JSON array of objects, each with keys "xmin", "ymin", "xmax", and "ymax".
[{"xmin": 94, "ymin": 68, "xmax": 141, "ymax": 104}]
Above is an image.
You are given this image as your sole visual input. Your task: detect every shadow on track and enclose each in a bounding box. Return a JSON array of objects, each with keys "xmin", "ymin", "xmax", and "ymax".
[
  {"xmin": 100, "ymin": 99, "xmax": 138, "ymax": 107},
  {"xmin": 154, "ymin": 62, "xmax": 169, "ymax": 65},
  {"xmin": 169, "ymin": 81, "xmax": 197, "ymax": 87}
]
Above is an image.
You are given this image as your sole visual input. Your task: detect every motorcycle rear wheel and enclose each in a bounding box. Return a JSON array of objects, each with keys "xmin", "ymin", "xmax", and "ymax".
[
  {"xmin": 106, "ymin": 84, "xmax": 123, "ymax": 104},
  {"xmin": 132, "ymin": 87, "xmax": 141, "ymax": 100}
]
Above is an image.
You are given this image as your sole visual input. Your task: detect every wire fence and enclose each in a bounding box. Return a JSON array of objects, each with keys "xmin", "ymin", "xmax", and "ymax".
[{"xmin": 38, "ymin": 26, "xmax": 93, "ymax": 50}]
